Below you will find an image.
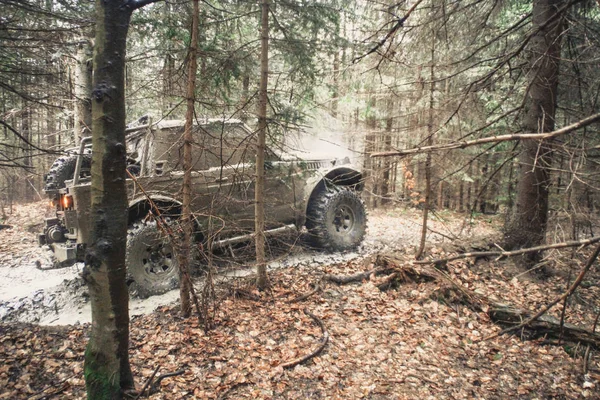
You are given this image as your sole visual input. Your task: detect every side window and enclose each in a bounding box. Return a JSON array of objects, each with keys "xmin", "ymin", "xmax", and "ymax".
[
  {"xmin": 144, "ymin": 122, "xmax": 263, "ymax": 175},
  {"xmin": 193, "ymin": 123, "xmax": 256, "ymax": 169}
]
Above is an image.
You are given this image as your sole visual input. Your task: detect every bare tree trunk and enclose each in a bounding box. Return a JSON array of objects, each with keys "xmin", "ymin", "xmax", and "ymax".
[
  {"xmin": 240, "ymin": 74, "xmax": 250, "ymax": 122},
  {"xmin": 74, "ymin": 39, "xmax": 93, "ymax": 142},
  {"xmin": 332, "ymin": 50, "xmax": 339, "ymax": 118},
  {"xmin": 504, "ymin": 0, "xmax": 565, "ymax": 253},
  {"xmin": 363, "ymin": 99, "xmax": 377, "ymax": 208},
  {"xmin": 458, "ymin": 179, "xmax": 464, "ymax": 212},
  {"xmin": 162, "ymin": 1, "xmax": 176, "ymax": 115},
  {"xmin": 178, "ymin": 0, "xmax": 200, "ymax": 318},
  {"xmin": 82, "ymin": 0, "xmax": 155, "ymax": 397},
  {"xmin": 416, "ymin": 30, "xmax": 435, "ymax": 260},
  {"xmin": 255, "ymin": 0, "xmax": 269, "ymax": 290},
  {"xmin": 472, "ymin": 159, "xmax": 481, "ymax": 212},
  {"xmin": 381, "ymin": 99, "xmax": 393, "ymax": 205}
]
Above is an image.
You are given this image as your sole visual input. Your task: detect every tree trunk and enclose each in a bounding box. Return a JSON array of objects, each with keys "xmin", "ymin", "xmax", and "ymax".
[
  {"xmin": 82, "ymin": 0, "xmax": 143, "ymax": 397},
  {"xmin": 363, "ymin": 99, "xmax": 377, "ymax": 208},
  {"xmin": 74, "ymin": 39, "xmax": 93, "ymax": 143},
  {"xmin": 178, "ymin": 0, "xmax": 200, "ymax": 318},
  {"xmin": 416, "ymin": 31, "xmax": 435, "ymax": 260},
  {"xmin": 240, "ymin": 74, "xmax": 250, "ymax": 123},
  {"xmin": 381, "ymin": 99, "xmax": 393, "ymax": 205},
  {"xmin": 255, "ymin": 0, "xmax": 269, "ymax": 290},
  {"xmin": 504, "ymin": 0, "xmax": 565, "ymax": 252},
  {"xmin": 332, "ymin": 50, "xmax": 339, "ymax": 118}
]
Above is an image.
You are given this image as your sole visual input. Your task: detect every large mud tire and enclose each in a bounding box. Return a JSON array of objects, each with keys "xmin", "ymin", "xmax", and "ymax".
[
  {"xmin": 126, "ymin": 220, "xmax": 179, "ymax": 298},
  {"xmin": 44, "ymin": 154, "xmax": 91, "ymax": 191},
  {"xmin": 306, "ymin": 188, "xmax": 367, "ymax": 251}
]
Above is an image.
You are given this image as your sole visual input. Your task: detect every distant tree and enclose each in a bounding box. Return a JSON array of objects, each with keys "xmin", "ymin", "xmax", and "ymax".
[
  {"xmin": 503, "ymin": 0, "xmax": 566, "ymax": 253},
  {"xmin": 255, "ymin": 0, "xmax": 269, "ymax": 290}
]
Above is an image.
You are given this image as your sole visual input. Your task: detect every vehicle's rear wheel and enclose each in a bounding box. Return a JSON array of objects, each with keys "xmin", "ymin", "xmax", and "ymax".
[
  {"xmin": 306, "ymin": 188, "xmax": 367, "ymax": 251},
  {"xmin": 44, "ymin": 154, "xmax": 91, "ymax": 192},
  {"xmin": 126, "ymin": 220, "xmax": 179, "ymax": 298}
]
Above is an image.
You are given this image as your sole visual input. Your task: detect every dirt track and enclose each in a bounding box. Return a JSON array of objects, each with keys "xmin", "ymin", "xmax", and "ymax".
[{"xmin": 0, "ymin": 201, "xmax": 497, "ymax": 325}]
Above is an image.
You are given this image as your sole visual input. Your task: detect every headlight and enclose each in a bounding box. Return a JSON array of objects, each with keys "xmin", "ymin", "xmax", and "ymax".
[{"xmin": 61, "ymin": 195, "xmax": 73, "ymax": 209}]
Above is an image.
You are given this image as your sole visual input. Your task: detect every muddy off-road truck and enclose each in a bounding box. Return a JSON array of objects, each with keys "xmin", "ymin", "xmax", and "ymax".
[{"xmin": 40, "ymin": 117, "xmax": 366, "ymax": 297}]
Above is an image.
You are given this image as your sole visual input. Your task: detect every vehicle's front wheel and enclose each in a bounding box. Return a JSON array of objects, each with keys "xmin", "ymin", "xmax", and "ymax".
[
  {"xmin": 306, "ymin": 188, "xmax": 367, "ymax": 251},
  {"xmin": 126, "ymin": 220, "xmax": 179, "ymax": 298}
]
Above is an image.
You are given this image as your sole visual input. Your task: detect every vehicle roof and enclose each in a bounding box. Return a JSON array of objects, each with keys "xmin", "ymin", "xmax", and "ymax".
[{"xmin": 153, "ymin": 118, "xmax": 247, "ymax": 130}]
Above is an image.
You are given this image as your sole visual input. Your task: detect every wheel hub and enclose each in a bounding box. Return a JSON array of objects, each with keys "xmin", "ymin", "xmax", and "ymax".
[
  {"xmin": 142, "ymin": 244, "xmax": 174, "ymax": 281},
  {"xmin": 333, "ymin": 204, "xmax": 355, "ymax": 233}
]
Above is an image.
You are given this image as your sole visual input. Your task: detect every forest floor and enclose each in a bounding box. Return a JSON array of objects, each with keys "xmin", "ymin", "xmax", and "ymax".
[{"xmin": 1, "ymin": 201, "xmax": 599, "ymax": 399}]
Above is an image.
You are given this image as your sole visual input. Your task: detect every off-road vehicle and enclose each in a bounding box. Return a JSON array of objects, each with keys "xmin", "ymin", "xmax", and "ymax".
[{"xmin": 40, "ymin": 117, "xmax": 366, "ymax": 297}]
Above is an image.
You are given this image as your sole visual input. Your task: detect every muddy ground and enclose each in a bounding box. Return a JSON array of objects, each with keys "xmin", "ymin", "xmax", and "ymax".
[{"xmin": 0, "ymin": 201, "xmax": 494, "ymax": 325}]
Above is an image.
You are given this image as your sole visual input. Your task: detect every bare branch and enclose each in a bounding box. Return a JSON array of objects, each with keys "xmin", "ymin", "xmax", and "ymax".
[
  {"xmin": 0, "ymin": 119, "xmax": 55, "ymax": 154},
  {"xmin": 372, "ymin": 112, "xmax": 600, "ymax": 158},
  {"xmin": 484, "ymin": 243, "xmax": 600, "ymax": 341},
  {"xmin": 353, "ymin": 0, "xmax": 425, "ymax": 64},
  {"xmin": 415, "ymin": 235, "xmax": 600, "ymax": 265}
]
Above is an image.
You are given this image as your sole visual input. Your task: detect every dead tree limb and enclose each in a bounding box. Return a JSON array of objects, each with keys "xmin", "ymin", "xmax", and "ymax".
[
  {"xmin": 484, "ymin": 243, "xmax": 600, "ymax": 342},
  {"xmin": 377, "ymin": 254, "xmax": 600, "ymax": 349},
  {"xmin": 134, "ymin": 366, "xmax": 160, "ymax": 399},
  {"xmin": 324, "ymin": 267, "xmax": 389, "ymax": 284},
  {"xmin": 371, "ymin": 112, "xmax": 600, "ymax": 158},
  {"xmin": 281, "ymin": 308, "xmax": 329, "ymax": 369},
  {"xmin": 353, "ymin": 0, "xmax": 425, "ymax": 63},
  {"xmin": 376, "ymin": 272, "xmax": 399, "ymax": 291},
  {"xmin": 415, "ymin": 235, "xmax": 600, "ymax": 265},
  {"xmin": 286, "ymin": 284, "xmax": 322, "ymax": 303},
  {"xmin": 148, "ymin": 370, "xmax": 185, "ymax": 395}
]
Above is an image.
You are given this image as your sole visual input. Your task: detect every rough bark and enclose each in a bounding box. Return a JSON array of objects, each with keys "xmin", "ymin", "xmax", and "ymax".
[
  {"xmin": 504, "ymin": 0, "xmax": 565, "ymax": 252},
  {"xmin": 255, "ymin": 0, "xmax": 269, "ymax": 290},
  {"xmin": 82, "ymin": 0, "xmax": 155, "ymax": 397}
]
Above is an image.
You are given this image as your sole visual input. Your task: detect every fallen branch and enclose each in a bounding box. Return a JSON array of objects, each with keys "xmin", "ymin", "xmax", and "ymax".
[
  {"xmin": 229, "ymin": 287, "xmax": 262, "ymax": 302},
  {"xmin": 134, "ymin": 366, "xmax": 160, "ymax": 399},
  {"xmin": 286, "ymin": 284, "xmax": 321, "ymax": 303},
  {"xmin": 378, "ymin": 253, "xmax": 600, "ymax": 349},
  {"xmin": 149, "ymin": 369, "xmax": 185, "ymax": 395},
  {"xmin": 415, "ymin": 235, "xmax": 600, "ymax": 265},
  {"xmin": 324, "ymin": 267, "xmax": 388, "ymax": 284},
  {"xmin": 483, "ymin": 243, "xmax": 600, "ymax": 342},
  {"xmin": 281, "ymin": 308, "xmax": 329, "ymax": 369},
  {"xmin": 376, "ymin": 272, "xmax": 399, "ymax": 291}
]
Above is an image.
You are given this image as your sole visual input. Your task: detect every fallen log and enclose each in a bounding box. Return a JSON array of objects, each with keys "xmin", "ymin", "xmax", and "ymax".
[
  {"xmin": 328, "ymin": 253, "xmax": 600, "ymax": 350},
  {"xmin": 489, "ymin": 304, "xmax": 600, "ymax": 347},
  {"xmin": 484, "ymin": 242, "xmax": 600, "ymax": 342}
]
